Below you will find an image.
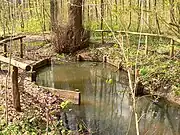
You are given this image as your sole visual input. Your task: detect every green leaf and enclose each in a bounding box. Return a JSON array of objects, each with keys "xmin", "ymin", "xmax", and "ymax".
[
  {"xmin": 140, "ymin": 68, "xmax": 148, "ymax": 76},
  {"xmin": 60, "ymin": 101, "xmax": 70, "ymax": 109},
  {"xmin": 108, "ymin": 79, "xmax": 113, "ymax": 84}
]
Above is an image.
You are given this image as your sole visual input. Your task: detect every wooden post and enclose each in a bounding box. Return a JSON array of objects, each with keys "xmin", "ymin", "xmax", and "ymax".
[
  {"xmin": 20, "ymin": 38, "xmax": 23, "ymax": 58},
  {"xmin": 170, "ymin": 39, "xmax": 174, "ymax": 58},
  {"xmin": 12, "ymin": 66, "xmax": 21, "ymax": 112},
  {"xmin": 145, "ymin": 35, "xmax": 148, "ymax": 55},
  {"xmin": 3, "ymin": 43, "xmax": 7, "ymax": 57},
  {"xmin": 31, "ymin": 71, "xmax": 36, "ymax": 82}
]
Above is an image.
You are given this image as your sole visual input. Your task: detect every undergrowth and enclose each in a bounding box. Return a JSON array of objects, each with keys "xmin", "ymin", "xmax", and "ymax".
[{"xmin": 103, "ymin": 38, "xmax": 180, "ymax": 96}]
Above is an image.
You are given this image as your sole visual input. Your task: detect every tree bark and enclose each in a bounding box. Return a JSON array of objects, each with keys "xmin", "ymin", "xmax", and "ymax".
[
  {"xmin": 128, "ymin": 0, "xmax": 132, "ymax": 30},
  {"xmin": 101, "ymin": 0, "xmax": 104, "ymax": 43},
  {"xmin": 68, "ymin": 0, "xmax": 82, "ymax": 29},
  {"xmin": 51, "ymin": 0, "xmax": 89, "ymax": 53},
  {"xmin": 178, "ymin": 2, "xmax": 180, "ymax": 33},
  {"xmin": 95, "ymin": 0, "xmax": 99, "ymax": 21},
  {"xmin": 137, "ymin": 0, "xmax": 142, "ymax": 32},
  {"xmin": 50, "ymin": 0, "xmax": 57, "ymax": 31},
  {"xmin": 169, "ymin": 0, "xmax": 175, "ymax": 24},
  {"xmin": 154, "ymin": 0, "xmax": 161, "ymax": 34},
  {"xmin": 68, "ymin": 0, "xmax": 83, "ymax": 49}
]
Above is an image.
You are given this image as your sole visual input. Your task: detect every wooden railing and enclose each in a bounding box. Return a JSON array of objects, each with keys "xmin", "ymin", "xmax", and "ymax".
[
  {"xmin": 94, "ymin": 30, "xmax": 180, "ymax": 57},
  {"xmin": 0, "ymin": 35, "xmax": 27, "ymax": 112},
  {"xmin": 0, "ymin": 35, "xmax": 26, "ymax": 58}
]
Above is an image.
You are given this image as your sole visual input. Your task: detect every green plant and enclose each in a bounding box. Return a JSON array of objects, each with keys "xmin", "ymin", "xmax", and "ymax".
[
  {"xmin": 106, "ymin": 78, "xmax": 113, "ymax": 84},
  {"xmin": 60, "ymin": 101, "xmax": 71, "ymax": 110}
]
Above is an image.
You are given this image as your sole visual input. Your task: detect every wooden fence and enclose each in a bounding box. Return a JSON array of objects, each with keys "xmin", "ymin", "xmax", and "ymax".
[
  {"xmin": 0, "ymin": 35, "xmax": 26, "ymax": 58},
  {"xmin": 94, "ymin": 30, "xmax": 180, "ymax": 57}
]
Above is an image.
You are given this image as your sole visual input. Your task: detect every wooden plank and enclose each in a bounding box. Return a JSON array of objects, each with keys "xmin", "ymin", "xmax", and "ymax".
[
  {"xmin": 0, "ymin": 35, "xmax": 26, "ymax": 45},
  {"xmin": 12, "ymin": 56, "xmax": 35, "ymax": 64},
  {"xmin": 31, "ymin": 58, "xmax": 50, "ymax": 71},
  {"xmin": 12, "ymin": 66, "xmax": 21, "ymax": 112},
  {"xmin": 106, "ymin": 57, "xmax": 123, "ymax": 69},
  {"xmin": 0, "ymin": 55, "xmax": 31, "ymax": 71},
  {"xmin": 40, "ymin": 86, "xmax": 81, "ymax": 105},
  {"xmin": 0, "ymin": 36, "xmax": 11, "ymax": 40},
  {"xmin": 95, "ymin": 30, "xmax": 164, "ymax": 37},
  {"xmin": 95, "ymin": 30, "xmax": 165, "ymax": 37}
]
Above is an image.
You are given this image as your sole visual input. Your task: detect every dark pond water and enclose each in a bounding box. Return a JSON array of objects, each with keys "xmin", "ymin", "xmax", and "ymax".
[{"xmin": 36, "ymin": 62, "xmax": 180, "ymax": 135}]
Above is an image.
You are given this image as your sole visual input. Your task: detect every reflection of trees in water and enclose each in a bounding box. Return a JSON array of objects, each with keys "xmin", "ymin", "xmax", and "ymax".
[
  {"xmin": 57, "ymin": 64, "xmax": 130, "ymax": 134},
  {"xmin": 136, "ymin": 97, "xmax": 180, "ymax": 135},
  {"xmin": 36, "ymin": 63, "xmax": 180, "ymax": 135},
  {"xmin": 78, "ymin": 66, "xmax": 130, "ymax": 134},
  {"xmin": 36, "ymin": 64, "xmax": 91, "ymax": 89}
]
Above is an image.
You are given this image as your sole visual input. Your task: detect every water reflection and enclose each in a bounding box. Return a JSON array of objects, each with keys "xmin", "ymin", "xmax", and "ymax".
[{"xmin": 36, "ymin": 62, "xmax": 180, "ymax": 135}]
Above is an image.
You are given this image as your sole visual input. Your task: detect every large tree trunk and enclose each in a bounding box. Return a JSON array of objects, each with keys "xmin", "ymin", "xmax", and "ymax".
[
  {"xmin": 68, "ymin": 0, "xmax": 83, "ymax": 49},
  {"xmin": 51, "ymin": 0, "xmax": 89, "ymax": 53}
]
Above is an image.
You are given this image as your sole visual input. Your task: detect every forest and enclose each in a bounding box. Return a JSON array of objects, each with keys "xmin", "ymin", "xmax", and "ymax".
[{"xmin": 0, "ymin": 0, "xmax": 180, "ymax": 134}]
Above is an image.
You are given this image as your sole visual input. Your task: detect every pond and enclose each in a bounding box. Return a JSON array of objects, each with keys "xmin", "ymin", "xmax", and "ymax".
[{"xmin": 36, "ymin": 62, "xmax": 180, "ymax": 135}]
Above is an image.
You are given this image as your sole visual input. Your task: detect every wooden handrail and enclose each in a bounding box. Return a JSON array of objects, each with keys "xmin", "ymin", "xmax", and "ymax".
[
  {"xmin": 0, "ymin": 35, "xmax": 26, "ymax": 45},
  {"xmin": 94, "ymin": 30, "xmax": 180, "ymax": 44},
  {"xmin": 0, "ymin": 55, "xmax": 31, "ymax": 71}
]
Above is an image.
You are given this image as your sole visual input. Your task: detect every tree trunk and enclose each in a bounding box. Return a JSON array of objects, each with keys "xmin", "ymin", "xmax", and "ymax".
[
  {"xmin": 169, "ymin": 0, "xmax": 175, "ymax": 24},
  {"xmin": 154, "ymin": 0, "xmax": 161, "ymax": 34},
  {"xmin": 137, "ymin": 0, "xmax": 142, "ymax": 32},
  {"xmin": 128, "ymin": 0, "xmax": 132, "ymax": 30},
  {"xmin": 50, "ymin": 0, "xmax": 57, "ymax": 31},
  {"xmin": 95, "ymin": 0, "xmax": 99, "ymax": 21},
  {"xmin": 68, "ymin": 0, "xmax": 82, "ymax": 29},
  {"xmin": 178, "ymin": 2, "xmax": 180, "ymax": 33},
  {"xmin": 101, "ymin": 0, "xmax": 104, "ymax": 43},
  {"xmin": 68, "ymin": 0, "xmax": 83, "ymax": 49},
  {"xmin": 51, "ymin": 0, "xmax": 89, "ymax": 53}
]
